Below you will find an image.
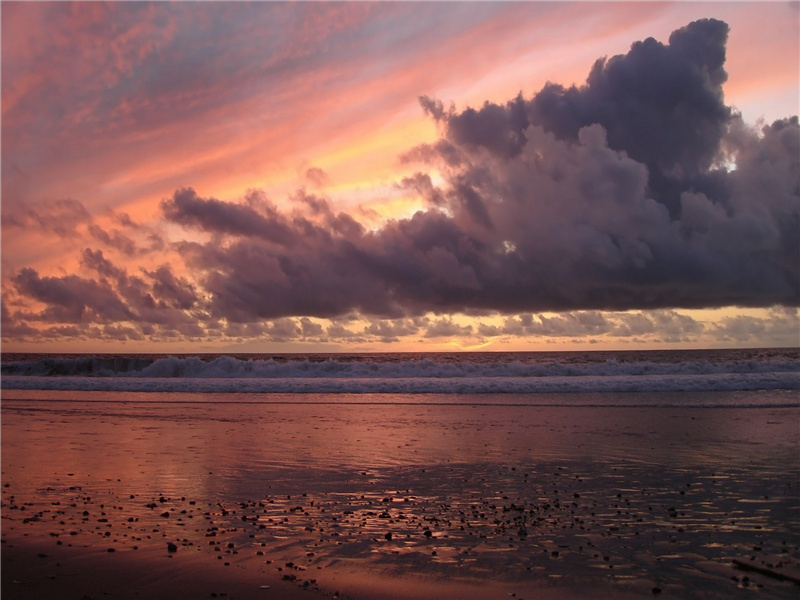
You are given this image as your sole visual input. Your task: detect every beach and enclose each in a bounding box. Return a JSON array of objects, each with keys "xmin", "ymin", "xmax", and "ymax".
[{"xmin": 2, "ymin": 384, "xmax": 799, "ymax": 599}]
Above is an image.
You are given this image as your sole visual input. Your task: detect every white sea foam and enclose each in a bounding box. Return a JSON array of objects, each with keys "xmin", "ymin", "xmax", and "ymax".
[{"xmin": 2, "ymin": 352, "xmax": 798, "ymax": 397}]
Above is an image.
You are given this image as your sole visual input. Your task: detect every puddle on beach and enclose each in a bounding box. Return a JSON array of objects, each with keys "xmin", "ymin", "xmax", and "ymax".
[{"xmin": 2, "ymin": 398, "xmax": 799, "ymax": 598}]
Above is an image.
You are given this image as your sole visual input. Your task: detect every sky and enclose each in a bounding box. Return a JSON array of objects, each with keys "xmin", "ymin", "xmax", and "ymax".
[{"xmin": 1, "ymin": 1, "xmax": 798, "ymax": 353}]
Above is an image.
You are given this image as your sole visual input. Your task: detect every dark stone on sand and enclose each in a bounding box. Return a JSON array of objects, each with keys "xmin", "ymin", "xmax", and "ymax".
[
  {"xmin": 167, "ymin": 542, "xmax": 178, "ymax": 553},
  {"xmin": 385, "ymin": 532, "xmax": 392, "ymax": 540},
  {"xmin": 161, "ymin": 511, "xmax": 170, "ymax": 518},
  {"xmin": 652, "ymin": 587, "xmax": 662, "ymax": 595}
]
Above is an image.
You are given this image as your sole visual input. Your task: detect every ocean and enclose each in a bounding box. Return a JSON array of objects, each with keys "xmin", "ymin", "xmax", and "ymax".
[
  {"xmin": 3, "ymin": 347, "xmax": 799, "ymax": 400},
  {"xmin": 2, "ymin": 348, "xmax": 799, "ymax": 599}
]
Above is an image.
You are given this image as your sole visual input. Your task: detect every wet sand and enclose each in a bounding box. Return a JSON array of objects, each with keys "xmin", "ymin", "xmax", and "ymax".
[{"xmin": 2, "ymin": 392, "xmax": 799, "ymax": 599}]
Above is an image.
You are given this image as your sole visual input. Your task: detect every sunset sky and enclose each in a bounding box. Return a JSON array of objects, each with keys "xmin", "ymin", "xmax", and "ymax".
[{"xmin": 2, "ymin": 1, "xmax": 798, "ymax": 353}]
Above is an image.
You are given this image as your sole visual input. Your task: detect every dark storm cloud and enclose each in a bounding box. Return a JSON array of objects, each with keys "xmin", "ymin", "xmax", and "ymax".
[
  {"xmin": 146, "ymin": 265, "xmax": 199, "ymax": 311},
  {"xmin": 8, "ymin": 249, "xmax": 203, "ymax": 338},
  {"xmin": 441, "ymin": 18, "xmax": 733, "ymax": 216},
  {"xmin": 0, "ymin": 301, "xmax": 39, "ymax": 337},
  {"xmin": 12, "ymin": 267, "xmax": 135, "ymax": 323},
  {"xmin": 89, "ymin": 255, "xmax": 200, "ymax": 327},
  {"xmin": 161, "ymin": 187, "xmax": 297, "ymax": 246},
  {"xmin": 552, "ymin": 23, "xmax": 725, "ymax": 174},
  {"xmin": 81, "ymin": 248, "xmax": 125, "ymax": 281},
  {"xmin": 397, "ymin": 172, "xmax": 446, "ymax": 207}
]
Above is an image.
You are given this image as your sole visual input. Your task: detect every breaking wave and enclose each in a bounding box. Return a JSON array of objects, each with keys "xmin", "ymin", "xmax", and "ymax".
[{"xmin": 2, "ymin": 351, "xmax": 798, "ymax": 395}]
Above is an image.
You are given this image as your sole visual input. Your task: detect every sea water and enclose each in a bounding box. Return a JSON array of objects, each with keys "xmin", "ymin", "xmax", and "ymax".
[
  {"xmin": 2, "ymin": 348, "xmax": 799, "ymax": 598},
  {"xmin": 3, "ymin": 348, "xmax": 799, "ymax": 399}
]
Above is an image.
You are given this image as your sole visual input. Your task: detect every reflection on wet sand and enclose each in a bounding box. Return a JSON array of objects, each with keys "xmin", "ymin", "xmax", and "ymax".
[{"xmin": 2, "ymin": 396, "xmax": 799, "ymax": 599}]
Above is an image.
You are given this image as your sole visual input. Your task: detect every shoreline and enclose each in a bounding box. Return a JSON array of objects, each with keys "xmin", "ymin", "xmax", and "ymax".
[
  {"xmin": 0, "ymin": 536, "xmax": 660, "ymax": 600},
  {"xmin": 1, "ymin": 537, "xmax": 329, "ymax": 600},
  {"xmin": 3, "ymin": 399, "xmax": 799, "ymax": 599}
]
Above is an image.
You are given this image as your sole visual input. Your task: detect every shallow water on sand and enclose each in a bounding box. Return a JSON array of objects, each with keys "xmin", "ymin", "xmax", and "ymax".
[{"xmin": 2, "ymin": 392, "xmax": 799, "ymax": 598}]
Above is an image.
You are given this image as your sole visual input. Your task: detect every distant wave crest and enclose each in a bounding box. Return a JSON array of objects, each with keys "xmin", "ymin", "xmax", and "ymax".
[{"xmin": 2, "ymin": 353, "xmax": 798, "ymax": 395}]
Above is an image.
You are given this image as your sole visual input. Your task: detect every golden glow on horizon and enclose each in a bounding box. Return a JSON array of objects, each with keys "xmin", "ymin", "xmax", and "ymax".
[{"xmin": 4, "ymin": 307, "xmax": 796, "ymax": 354}]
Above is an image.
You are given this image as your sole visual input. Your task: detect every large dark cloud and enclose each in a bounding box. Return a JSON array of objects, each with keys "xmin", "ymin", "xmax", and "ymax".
[
  {"xmin": 153, "ymin": 19, "xmax": 797, "ymax": 321},
  {"xmin": 161, "ymin": 188, "xmax": 298, "ymax": 245},
  {"xmin": 7, "ymin": 19, "xmax": 799, "ymax": 340},
  {"xmin": 439, "ymin": 19, "xmax": 733, "ymax": 217},
  {"xmin": 12, "ymin": 267, "xmax": 135, "ymax": 323},
  {"xmin": 5, "ymin": 250, "xmax": 203, "ymax": 340}
]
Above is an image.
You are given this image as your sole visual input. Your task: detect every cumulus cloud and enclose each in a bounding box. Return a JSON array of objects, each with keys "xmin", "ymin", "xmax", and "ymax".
[
  {"xmin": 710, "ymin": 307, "xmax": 799, "ymax": 346},
  {"xmin": 477, "ymin": 310, "xmax": 704, "ymax": 342},
  {"xmin": 146, "ymin": 265, "xmax": 199, "ymax": 311},
  {"xmin": 8, "ymin": 249, "xmax": 203, "ymax": 340},
  {"xmin": 12, "ymin": 267, "xmax": 135, "ymax": 324},
  {"xmin": 161, "ymin": 187, "xmax": 298, "ymax": 246},
  {"xmin": 149, "ymin": 19, "xmax": 797, "ymax": 325},
  {"xmin": 423, "ymin": 317, "xmax": 473, "ymax": 339},
  {"xmin": 363, "ymin": 318, "xmax": 422, "ymax": 343},
  {"xmin": 5, "ymin": 19, "xmax": 798, "ymax": 346}
]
